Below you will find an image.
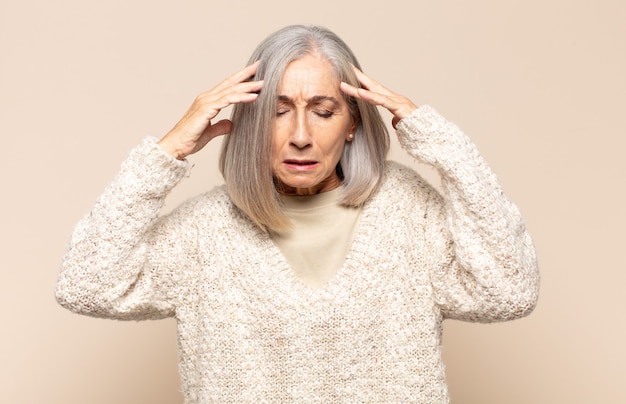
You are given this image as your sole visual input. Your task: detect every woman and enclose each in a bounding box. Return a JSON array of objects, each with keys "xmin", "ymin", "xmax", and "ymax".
[{"xmin": 56, "ymin": 25, "xmax": 540, "ymax": 402}]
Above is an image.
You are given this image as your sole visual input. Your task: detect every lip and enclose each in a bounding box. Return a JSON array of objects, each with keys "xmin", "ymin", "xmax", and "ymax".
[{"xmin": 282, "ymin": 159, "xmax": 319, "ymax": 171}]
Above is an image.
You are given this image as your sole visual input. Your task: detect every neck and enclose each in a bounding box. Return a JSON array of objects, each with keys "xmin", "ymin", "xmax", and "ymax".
[{"xmin": 274, "ymin": 176, "xmax": 342, "ymax": 196}]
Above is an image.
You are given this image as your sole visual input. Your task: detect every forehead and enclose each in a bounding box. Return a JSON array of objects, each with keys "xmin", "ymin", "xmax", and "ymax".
[{"xmin": 278, "ymin": 53, "xmax": 340, "ymax": 96}]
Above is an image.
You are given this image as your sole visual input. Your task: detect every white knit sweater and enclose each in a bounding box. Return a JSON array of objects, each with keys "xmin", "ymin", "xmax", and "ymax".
[{"xmin": 56, "ymin": 105, "xmax": 539, "ymax": 403}]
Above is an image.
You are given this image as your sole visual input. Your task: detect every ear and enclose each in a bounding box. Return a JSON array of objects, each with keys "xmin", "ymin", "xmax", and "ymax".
[{"xmin": 348, "ymin": 114, "xmax": 360, "ymax": 137}]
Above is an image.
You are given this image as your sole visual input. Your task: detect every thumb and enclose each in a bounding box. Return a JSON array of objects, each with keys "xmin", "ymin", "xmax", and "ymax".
[
  {"xmin": 191, "ymin": 119, "xmax": 233, "ymax": 156},
  {"xmin": 206, "ymin": 119, "xmax": 233, "ymax": 140},
  {"xmin": 391, "ymin": 116, "xmax": 401, "ymax": 129}
]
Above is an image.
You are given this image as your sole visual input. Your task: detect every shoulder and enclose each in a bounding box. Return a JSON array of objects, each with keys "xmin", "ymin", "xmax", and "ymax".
[
  {"xmin": 368, "ymin": 161, "xmax": 446, "ymax": 218},
  {"xmin": 379, "ymin": 161, "xmax": 440, "ymax": 201},
  {"xmin": 163, "ymin": 185, "xmax": 235, "ymax": 226}
]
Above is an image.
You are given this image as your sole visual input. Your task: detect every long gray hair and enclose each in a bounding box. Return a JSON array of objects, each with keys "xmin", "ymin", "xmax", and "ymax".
[{"xmin": 219, "ymin": 25, "xmax": 390, "ymax": 231}]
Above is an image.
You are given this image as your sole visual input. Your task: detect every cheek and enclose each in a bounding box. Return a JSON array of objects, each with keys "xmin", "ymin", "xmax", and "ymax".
[
  {"xmin": 323, "ymin": 137, "xmax": 347, "ymax": 165},
  {"xmin": 271, "ymin": 126, "xmax": 287, "ymax": 155}
]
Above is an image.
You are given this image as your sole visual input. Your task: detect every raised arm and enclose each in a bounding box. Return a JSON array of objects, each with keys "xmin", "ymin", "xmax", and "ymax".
[
  {"xmin": 56, "ymin": 139, "xmax": 193, "ymax": 320},
  {"xmin": 56, "ymin": 63, "xmax": 264, "ymax": 320},
  {"xmin": 342, "ymin": 69, "xmax": 539, "ymax": 322},
  {"xmin": 397, "ymin": 106, "xmax": 539, "ymax": 321}
]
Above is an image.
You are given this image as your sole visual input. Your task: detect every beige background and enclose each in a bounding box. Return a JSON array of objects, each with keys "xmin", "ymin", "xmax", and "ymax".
[{"xmin": 1, "ymin": 0, "xmax": 624, "ymax": 403}]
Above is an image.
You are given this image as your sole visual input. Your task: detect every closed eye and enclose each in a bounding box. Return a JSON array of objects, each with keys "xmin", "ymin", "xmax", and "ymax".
[{"xmin": 315, "ymin": 110, "xmax": 334, "ymax": 118}]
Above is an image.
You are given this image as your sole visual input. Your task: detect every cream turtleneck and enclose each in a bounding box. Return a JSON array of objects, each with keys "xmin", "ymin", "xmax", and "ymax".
[{"xmin": 270, "ymin": 188, "xmax": 362, "ymax": 288}]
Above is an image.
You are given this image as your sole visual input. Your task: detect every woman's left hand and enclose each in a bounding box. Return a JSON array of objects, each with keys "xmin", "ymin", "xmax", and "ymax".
[{"xmin": 340, "ymin": 66, "xmax": 418, "ymax": 129}]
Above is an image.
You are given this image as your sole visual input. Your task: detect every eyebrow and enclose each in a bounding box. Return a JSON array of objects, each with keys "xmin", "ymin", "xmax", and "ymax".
[{"xmin": 277, "ymin": 95, "xmax": 341, "ymax": 106}]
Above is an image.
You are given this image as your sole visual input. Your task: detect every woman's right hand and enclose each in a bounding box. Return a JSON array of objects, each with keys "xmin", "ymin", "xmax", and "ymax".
[{"xmin": 158, "ymin": 61, "xmax": 263, "ymax": 160}]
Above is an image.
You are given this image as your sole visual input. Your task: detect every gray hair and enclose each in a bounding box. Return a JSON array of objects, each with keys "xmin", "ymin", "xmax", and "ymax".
[{"xmin": 219, "ymin": 25, "xmax": 390, "ymax": 231}]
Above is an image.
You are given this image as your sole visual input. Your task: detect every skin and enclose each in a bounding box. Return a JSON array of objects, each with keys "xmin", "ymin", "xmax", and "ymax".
[
  {"xmin": 158, "ymin": 61, "xmax": 263, "ymax": 160},
  {"xmin": 271, "ymin": 53, "xmax": 356, "ymax": 196},
  {"xmin": 339, "ymin": 68, "xmax": 417, "ymax": 130},
  {"xmin": 158, "ymin": 53, "xmax": 418, "ymax": 193}
]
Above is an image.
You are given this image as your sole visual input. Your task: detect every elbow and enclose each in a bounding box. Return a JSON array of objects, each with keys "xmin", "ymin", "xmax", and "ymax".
[
  {"xmin": 468, "ymin": 286, "xmax": 539, "ymax": 324},
  {"xmin": 55, "ymin": 277, "xmax": 92, "ymax": 315},
  {"xmin": 517, "ymin": 276, "xmax": 540, "ymax": 318},
  {"xmin": 512, "ymin": 254, "xmax": 541, "ymax": 319},
  {"xmin": 55, "ymin": 274, "xmax": 73, "ymax": 310},
  {"xmin": 492, "ymin": 270, "xmax": 541, "ymax": 322},
  {"xmin": 508, "ymin": 284, "xmax": 540, "ymax": 320},
  {"xmin": 55, "ymin": 270, "xmax": 112, "ymax": 317},
  {"xmin": 496, "ymin": 243, "xmax": 541, "ymax": 321}
]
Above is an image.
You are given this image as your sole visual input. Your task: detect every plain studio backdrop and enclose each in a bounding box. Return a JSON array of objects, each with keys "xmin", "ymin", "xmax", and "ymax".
[{"xmin": 1, "ymin": 0, "xmax": 624, "ymax": 403}]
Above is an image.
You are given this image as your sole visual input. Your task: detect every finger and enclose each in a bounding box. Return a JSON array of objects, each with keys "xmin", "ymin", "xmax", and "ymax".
[
  {"xmin": 206, "ymin": 119, "xmax": 233, "ymax": 139},
  {"xmin": 340, "ymin": 81, "xmax": 388, "ymax": 107},
  {"xmin": 341, "ymin": 81, "xmax": 418, "ymax": 127},
  {"xmin": 183, "ymin": 119, "xmax": 233, "ymax": 157},
  {"xmin": 213, "ymin": 61, "xmax": 261, "ymax": 93},
  {"xmin": 194, "ymin": 80, "xmax": 262, "ymax": 119},
  {"xmin": 204, "ymin": 77, "xmax": 263, "ymax": 103},
  {"xmin": 226, "ymin": 79, "xmax": 264, "ymax": 99},
  {"xmin": 391, "ymin": 116, "xmax": 402, "ymax": 129},
  {"xmin": 352, "ymin": 66, "xmax": 394, "ymax": 96},
  {"xmin": 195, "ymin": 61, "xmax": 262, "ymax": 112}
]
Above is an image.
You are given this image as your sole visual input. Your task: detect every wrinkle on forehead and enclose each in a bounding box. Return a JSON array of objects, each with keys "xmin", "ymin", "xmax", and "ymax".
[{"xmin": 278, "ymin": 54, "xmax": 344, "ymax": 108}]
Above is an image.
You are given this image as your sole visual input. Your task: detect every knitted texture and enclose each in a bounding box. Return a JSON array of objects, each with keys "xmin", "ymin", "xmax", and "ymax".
[{"xmin": 56, "ymin": 106, "xmax": 540, "ymax": 403}]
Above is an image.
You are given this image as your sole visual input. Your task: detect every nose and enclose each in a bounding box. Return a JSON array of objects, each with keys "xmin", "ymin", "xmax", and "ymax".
[{"xmin": 289, "ymin": 110, "xmax": 312, "ymax": 149}]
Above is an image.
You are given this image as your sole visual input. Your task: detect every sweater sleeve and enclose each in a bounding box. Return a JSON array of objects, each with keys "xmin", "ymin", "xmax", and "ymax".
[
  {"xmin": 55, "ymin": 137, "xmax": 197, "ymax": 321},
  {"xmin": 396, "ymin": 106, "xmax": 540, "ymax": 322}
]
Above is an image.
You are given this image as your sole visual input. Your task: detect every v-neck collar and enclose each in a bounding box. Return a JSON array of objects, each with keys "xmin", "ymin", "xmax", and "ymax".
[{"xmin": 242, "ymin": 188, "xmax": 382, "ymax": 305}]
